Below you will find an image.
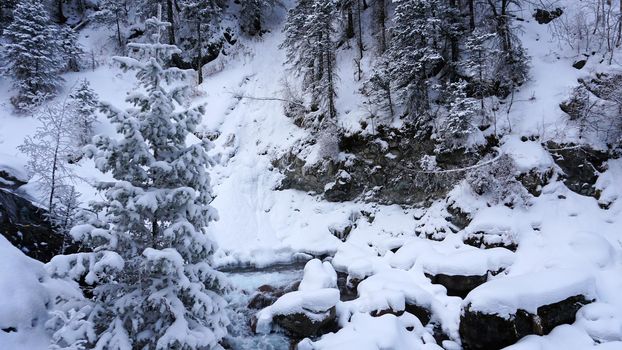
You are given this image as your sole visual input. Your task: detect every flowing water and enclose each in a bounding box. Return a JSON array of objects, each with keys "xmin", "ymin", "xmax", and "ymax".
[{"xmin": 223, "ymin": 263, "xmax": 306, "ymax": 350}]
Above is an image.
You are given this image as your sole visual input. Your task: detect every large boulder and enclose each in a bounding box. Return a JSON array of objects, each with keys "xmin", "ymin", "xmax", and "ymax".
[
  {"xmin": 460, "ymin": 269, "xmax": 596, "ymax": 349},
  {"xmin": 546, "ymin": 142, "xmax": 608, "ymax": 197},
  {"xmin": 255, "ymin": 288, "xmax": 340, "ymax": 337},
  {"xmin": 533, "ymin": 8, "xmax": 563, "ymax": 24},
  {"xmin": 273, "ymin": 306, "xmax": 337, "ymax": 338},
  {"xmin": 420, "ymin": 247, "xmax": 515, "ymax": 298}
]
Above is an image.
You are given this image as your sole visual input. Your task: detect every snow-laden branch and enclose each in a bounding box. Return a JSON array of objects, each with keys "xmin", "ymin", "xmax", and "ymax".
[
  {"xmin": 396, "ymin": 150, "xmax": 504, "ymax": 174},
  {"xmin": 229, "ymin": 91, "xmax": 306, "ymax": 107}
]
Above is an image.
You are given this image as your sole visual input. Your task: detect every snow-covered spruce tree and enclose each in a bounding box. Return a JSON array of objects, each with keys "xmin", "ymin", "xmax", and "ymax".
[
  {"xmin": 58, "ymin": 25, "xmax": 84, "ymax": 72},
  {"xmin": 435, "ymin": 80, "xmax": 481, "ymax": 152},
  {"xmin": 0, "ymin": 0, "xmax": 17, "ymax": 31},
  {"xmin": 0, "ymin": 0, "xmax": 65, "ymax": 109},
  {"xmin": 239, "ymin": 0, "xmax": 275, "ymax": 36},
  {"xmin": 387, "ymin": 0, "xmax": 443, "ymax": 121},
  {"xmin": 281, "ymin": 0, "xmax": 338, "ymax": 125},
  {"xmin": 480, "ymin": 0, "xmax": 529, "ymax": 96},
  {"xmin": 180, "ymin": 0, "xmax": 224, "ymax": 84},
  {"xmin": 72, "ymin": 7, "xmax": 229, "ymax": 349},
  {"xmin": 462, "ymin": 30, "xmax": 498, "ymax": 116},
  {"xmin": 18, "ymin": 101, "xmax": 79, "ymax": 215},
  {"xmin": 361, "ymin": 56, "xmax": 394, "ymax": 120},
  {"xmin": 69, "ymin": 79, "xmax": 99, "ymax": 146}
]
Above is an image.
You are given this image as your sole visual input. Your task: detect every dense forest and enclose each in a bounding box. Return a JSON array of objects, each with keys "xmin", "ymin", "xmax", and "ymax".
[{"xmin": 0, "ymin": 0, "xmax": 622, "ymax": 349}]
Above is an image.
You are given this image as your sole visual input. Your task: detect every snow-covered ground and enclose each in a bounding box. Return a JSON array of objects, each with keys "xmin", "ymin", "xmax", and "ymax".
[{"xmin": 1, "ymin": 0, "xmax": 622, "ymax": 349}]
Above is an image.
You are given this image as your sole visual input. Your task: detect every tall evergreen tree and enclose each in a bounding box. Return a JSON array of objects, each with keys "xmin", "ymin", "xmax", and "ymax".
[
  {"xmin": 239, "ymin": 0, "xmax": 275, "ymax": 36},
  {"xmin": 69, "ymin": 79, "xmax": 99, "ymax": 146},
  {"xmin": 71, "ymin": 7, "xmax": 229, "ymax": 349},
  {"xmin": 388, "ymin": 0, "xmax": 443, "ymax": 119},
  {"xmin": 180, "ymin": 0, "xmax": 224, "ymax": 84},
  {"xmin": 58, "ymin": 25, "xmax": 84, "ymax": 72},
  {"xmin": 1, "ymin": 0, "xmax": 65, "ymax": 109},
  {"xmin": 281, "ymin": 0, "xmax": 338, "ymax": 124}
]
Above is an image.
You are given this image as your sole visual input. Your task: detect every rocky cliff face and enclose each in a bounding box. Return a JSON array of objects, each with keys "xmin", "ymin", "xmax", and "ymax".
[
  {"xmin": 0, "ymin": 169, "xmax": 66, "ymax": 262},
  {"xmin": 275, "ymin": 124, "xmax": 486, "ymax": 205}
]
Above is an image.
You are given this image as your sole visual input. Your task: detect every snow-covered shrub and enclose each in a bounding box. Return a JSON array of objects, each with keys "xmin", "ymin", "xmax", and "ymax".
[
  {"xmin": 18, "ymin": 102, "xmax": 79, "ymax": 214},
  {"xmin": 466, "ymin": 154, "xmax": 530, "ymax": 208}
]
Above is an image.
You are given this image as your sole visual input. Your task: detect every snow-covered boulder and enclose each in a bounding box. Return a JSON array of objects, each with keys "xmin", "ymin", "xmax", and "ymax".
[
  {"xmin": 298, "ymin": 312, "xmax": 444, "ymax": 350},
  {"xmin": 420, "ymin": 247, "xmax": 515, "ymax": 298},
  {"xmin": 255, "ymin": 259, "xmax": 340, "ymax": 337},
  {"xmin": 255, "ymin": 288, "xmax": 340, "ymax": 337},
  {"xmin": 460, "ymin": 269, "xmax": 596, "ymax": 349}
]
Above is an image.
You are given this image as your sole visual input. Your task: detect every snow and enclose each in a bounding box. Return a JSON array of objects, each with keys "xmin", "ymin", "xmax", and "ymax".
[
  {"xmin": 501, "ymin": 135, "xmax": 554, "ymax": 172},
  {"xmin": 255, "ymin": 259, "xmax": 340, "ymax": 334},
  {"xmin": 419, "ymin": 247, "xmax": 515, "ymax": 276},
  {"xmin": 1, "ymin": 0, "xmax": 622, "ymax": 348},
  {"xmin": 465, "ymin": 268, "xmax": 597, "ymax": 318},
  {"xmin": 0, "ymin": 235, "xmax": 83, "ymax": 350},
  {"xmin": 299, "ymin": 259, "xmax": 337, "ymax": 291},
  {"xmin": 298, "ymin": 313, "xmax": 443, "ymax": 350}
]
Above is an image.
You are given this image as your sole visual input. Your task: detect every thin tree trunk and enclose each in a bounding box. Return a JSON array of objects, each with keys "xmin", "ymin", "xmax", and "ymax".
[
  {"xmin": 57, "ymin": 0, "xmax": 67, "ymax": 23},
  {"xmin": 376, "ymin": 0, "xmax": 387, "ymax": 53},
  {"xmin": 197, "ymin": 20, "xmax": 203, "ymax": 84},
  {"xmin": 346, "ymin": 6, "xmax": 355, "ymax": 39},
  {"xmin": 357, "ymin": 0, "xmax": 363, "ymax": 58},
  {"xmin": 468, "ymin": 0, "xmax": 475, "ymax": 30},
  {"xmin": 116, "ymin": 13, "xmax": 122, "ymax": 47},
  {"xmin": 49, "ymin": 138, "xmax": 60, "ymax": 213},
  {"xmin": 166, "ymin": 0, "xmax": 175, "ymax": 45}
]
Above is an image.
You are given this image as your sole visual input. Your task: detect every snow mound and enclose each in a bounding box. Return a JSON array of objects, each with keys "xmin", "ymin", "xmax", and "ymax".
[
  {"xmin": 0, "ymin": 234, "xmax": 84, "ymax": 350},
  {"xmin": 419, "ymin": 247, "xmax": 515, "ymax": 276},
  {"xmin": 299, "ymin": 259, "xmax": 337, "ymax": 291},
  {"xmin": 465, "ymin": 268, "xmax": 597, "ymax": 318},
  {"xmin": 0, "ymin": 235, "xmax": 49, "ymax": 333},
  {"xmin": 501, "ymin": 136, "xmax": 554, "ymax": 172},
  {"xmin": 298, "ymin": 312, "xmax": 443, "ymax": 350}
]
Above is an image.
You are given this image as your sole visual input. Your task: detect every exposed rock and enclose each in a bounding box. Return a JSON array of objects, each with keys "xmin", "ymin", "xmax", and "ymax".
[
  {"xmin": 517, "ymin": 167, "xmax": 554, "ymax": 196},
  {"xmin": 533, "ymin": 8, "xmax": 563, "ymax": 24},
  {"xmin": 275, "ymin": 124, "xmax": 480, "ymax": 205},
  {"xmin": 572, "ymin": 59, "xmax": 587, "ymax": 70},
  {"xmin": 445, "ymin": 204, "xmax": 471, "ymax": 230},
  {"xmin": 273, "ymin": 306, "xmax": 338, "ymax": 338},
  {"xmin": 328, "ymin": 222, "xmax": 353, "ymax": 242},
  {"xmin": 426, "ymin": 273, "xmax": 488, "ymax": 298},
  {"xmin": 546, "ymin": 142, "xmax": 608, "ymax": 197},
  {"xmin": 324, "ymin": 170, "xmax": 358, "ymax": 202},
  {"xmin": 463, "ymin": 231, "xmax": 518, "ymax": 252},
  {"xmin": 248, "ymin": 282, "xmax": 300, "ymax": 310},
  {"xmin": 0, "ymin": 189, "xmax": 60, "ymax": 262},
  {"xmin": 336, "ymin": 271, "xmax": 358, "ymax": 302},
  {"xmin": 460, "ymin": 295, "xmax": 592, "ymax": 349},
  {"xmin": 559, "ymin": 92, "xmax": 588, "ymax": 120},
  {"xmin": 405, "ymin": 302, "xmax": 432, "ymax": 325},
  {"xmin": 369, "ymin": 302, "xmax": 432, "ymax": 326}
]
